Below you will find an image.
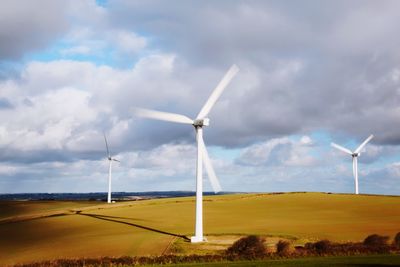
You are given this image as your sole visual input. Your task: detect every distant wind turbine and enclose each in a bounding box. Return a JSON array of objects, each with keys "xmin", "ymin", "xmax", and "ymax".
[
  {"xmin": 103, "ymin": 133, "xmax": 120, "ymax": 204},
  {"xmin": 331, "ymin": 134, "xmax": 374, "ymax": 194},
  {"xmin": 134, "ymin": 64, "xmax": 239, "ymax": 242}
]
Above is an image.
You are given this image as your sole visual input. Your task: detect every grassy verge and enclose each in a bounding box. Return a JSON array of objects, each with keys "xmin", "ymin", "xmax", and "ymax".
[{"xmin": 142, "ymin": 254, "xmax": 400, "ymax": 267}]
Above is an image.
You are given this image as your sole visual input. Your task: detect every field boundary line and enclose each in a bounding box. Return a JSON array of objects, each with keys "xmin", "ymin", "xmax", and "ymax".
[{"xmin": 162, "ymin": 236, "xmax": 178, "ymax": 255}]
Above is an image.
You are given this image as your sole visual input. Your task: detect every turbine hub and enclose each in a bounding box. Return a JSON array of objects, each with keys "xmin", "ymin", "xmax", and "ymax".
[{"xmin": 193, "ymin": 118, "xmax": 210, "ymax": 127}]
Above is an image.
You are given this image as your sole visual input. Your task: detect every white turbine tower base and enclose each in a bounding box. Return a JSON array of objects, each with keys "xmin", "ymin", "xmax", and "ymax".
[
  {"xmin": 193, "ymin": 127, "xmax": 204, "ymax": 243},
  {"xmin": 134, "ymin": 65, "xmax": 239, "ymax": 243},
  {"xmin": 352, "ymin": 156, "xmax": 358, "ymax": 195},
  {"xmin": 103, "ymin": 134, "xmax": 120, "ymax": 204},
  {"xmin": 108, "ymin": 159, "xmax": 112, "ymax": 203},
  {"xmin": 331, "ymin": 134, "xmax": 373, "ymax": 195}
]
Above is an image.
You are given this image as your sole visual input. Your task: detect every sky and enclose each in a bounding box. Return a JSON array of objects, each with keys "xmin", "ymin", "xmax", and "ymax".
[{"xmin": 0, "ymin": 0, "xmax": 400, "ymax": 195}]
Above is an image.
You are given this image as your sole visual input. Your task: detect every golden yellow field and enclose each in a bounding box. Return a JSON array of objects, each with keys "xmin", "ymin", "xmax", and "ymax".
[{"xmin": 0, "ymin": 192, "xmax": 399, "ymax": 266}]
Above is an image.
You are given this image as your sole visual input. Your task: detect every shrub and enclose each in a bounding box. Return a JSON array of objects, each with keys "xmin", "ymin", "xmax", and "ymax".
[
  {"xmin": 276, "ymin": 240, "xmax": 292, "ymax": 256},
  {"xmin": 394, "ymin": 232, "xmax": 400, "ymax": 249},
  {"xmin": 303, "ymin": 240, "xmax": 332, "ymax": 255},
  {"xmin": 314, "ymin": 240, "xmax": 331, "ymax": 254},
  {"xmin": 304, "ymin": 242, "xmax": 315, "ymax": 250},
  {"xmin": 363, "ymin": 234, "xmax": 390, "ymax": 253},
  {"xmin": 363, "ymin": 234, "xmax": 389, "ymax": 247},
  {"xmin": 226, "ymin": 235, "xmax": 266, "ymax": 260}
]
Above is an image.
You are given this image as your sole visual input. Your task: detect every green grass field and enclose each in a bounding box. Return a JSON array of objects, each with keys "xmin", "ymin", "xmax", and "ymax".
[{"xmin": 0, "ymin": 192, "xmax": 399, "ymax": 266}]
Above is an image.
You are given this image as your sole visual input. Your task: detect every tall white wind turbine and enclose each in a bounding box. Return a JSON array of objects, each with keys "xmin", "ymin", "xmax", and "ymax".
[
  {"xmin": 134, "ymin": 65, "xmax": 239, "ymax": 243},
  {"xmin": 331, "ymin": 134, "xmax": 374, "ymax": 195},
  {"xmin": 103, "ymin": 133, "xmax": 120, "ymax": 204}
]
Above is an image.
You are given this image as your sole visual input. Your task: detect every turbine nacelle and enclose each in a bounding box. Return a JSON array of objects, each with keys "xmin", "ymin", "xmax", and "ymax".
[
  {"xmin": 352, "ymin": 153, "xmax": 360, "ymax": 158},
  {"xmin": 193, "ymin": 118, "xmax": 209, "ymax": 127},
  {"xmin": 108, "ymin": 157, "xmax": 120, "ymax": 162}
]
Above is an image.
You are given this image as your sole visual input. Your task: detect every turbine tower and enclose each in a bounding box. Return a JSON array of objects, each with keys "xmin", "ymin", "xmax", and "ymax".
[
  {"xmin": 331, "ymin": 134, "xmax": 374, "ymax": 194},
  {"xmin": 103, "ymin": 133, "xmax": 120, "ymax": 204},
  {"xmin": 134, "ymin": 65, "xmax": 239, "ymax": 243}
]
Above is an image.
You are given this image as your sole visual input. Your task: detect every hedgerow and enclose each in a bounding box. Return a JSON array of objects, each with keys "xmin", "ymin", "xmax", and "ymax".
[{"xmin": 14, "ymin": 232, "xmax": 400, "ymax": 267}]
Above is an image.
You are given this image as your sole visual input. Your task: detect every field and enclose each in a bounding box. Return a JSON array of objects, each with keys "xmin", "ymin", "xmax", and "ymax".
[{"xmin": 0, "ymin": 192, "xmax": 399, "ymax": 266}]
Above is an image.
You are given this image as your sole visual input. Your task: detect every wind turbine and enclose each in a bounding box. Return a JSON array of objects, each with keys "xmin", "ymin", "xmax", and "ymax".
[
  {"xmin": 134, "ymin": 65, "xmax": 239, "ymax": 243},
  {"xmin": 331, "ymin": 134, "xmax": 374, "ymax": 194},
  {"xmin": 103, "ymin": 133, "xmax": 120, "ymax": 204}
]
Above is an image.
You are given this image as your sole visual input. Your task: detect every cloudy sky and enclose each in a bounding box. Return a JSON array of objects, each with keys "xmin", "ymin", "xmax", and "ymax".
[{"xmin": 1, "ymin": 0, "xmax": 400, "ymax": 195}]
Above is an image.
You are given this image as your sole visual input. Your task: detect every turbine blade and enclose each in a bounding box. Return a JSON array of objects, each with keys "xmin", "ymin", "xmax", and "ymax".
[
  {"xmin": 198, "ymin": 135, "xmax": 222, "ymax": 193},
  {"xmin": 112, "ymin": 158, "xmax": 120, "ymax": 162},
  {"xmin": 355, "ymin": 134, "xmax": 374, "ymax": 154},
  {"xmin": 331, "ymin": 143, "xmax": 353, "ymax": 155},
  {"xmin": 196, "ymin": 64, "xmax": 239, "ymax": 119},
  {"xmin": 103, "ymin": 133, "xmax": 110, "ymax": 158},
  {"xmin": 133, "ymin": 108, "xmax": 194, "ymax": 124}
]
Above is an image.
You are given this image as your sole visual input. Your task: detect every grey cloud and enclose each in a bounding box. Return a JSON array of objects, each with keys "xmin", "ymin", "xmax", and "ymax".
[
  {"xmin": 0, "ymin": 150, "xmax": 69, "ymax": 164},
  {"xmin": 103, "ymin": 0, "xmax": 400, "ymax": 147},
  {"xmin": 235, "ymin": 136, "xmax": 317, "ymax": 167},
  {"xmin": 0, "ymin": 0, "xmax": 69, "ymax": 61},
  {"xmin": 3, "ymin": 1, "xmax": 400, "ymax": 163}
]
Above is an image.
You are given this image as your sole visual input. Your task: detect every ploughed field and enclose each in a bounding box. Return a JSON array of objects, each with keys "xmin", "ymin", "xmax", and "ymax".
[{"xmin": 0, "ymin": 192, "xmax": 399, "ymax": 266}]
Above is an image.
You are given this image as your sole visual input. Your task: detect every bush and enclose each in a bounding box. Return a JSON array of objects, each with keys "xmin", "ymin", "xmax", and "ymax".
[
  {"xmin": 303, "ymin": 240, "xmax": 332, "ymax": 255},
  {"xmin": 314, "ymin": 240, "xmax": 331, "ymax": 254},
  {"xmin": 226, "ymin": 235, "xmax": 266, "ymax": 260},
  {"xmin": 276, "ymin": 240, "xmax": 292, "ymax": 256},
  {"xmin": 363, "ymin": 234, "xmax": 390, "ymax": 253},
  {"xmin": 363, "ymin": 234, "xmax": 389, "ymax": 247},
  {"xmin": 304, "ymin": 242, "xmax": 315, "ymax": 250},
  {"xmin": 394, "ymin": 232, "xmax": 400, "ymax": 249}
]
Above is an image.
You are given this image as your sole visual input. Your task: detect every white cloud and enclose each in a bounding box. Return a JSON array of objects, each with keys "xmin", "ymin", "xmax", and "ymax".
[
  {"xmin": 0, "ymin": 54, "xmax": 188, "ymax": 157},
  {"xmin": 236, "ymin": 136, "xmax": 316, "ymax": 167},
  {"xmin": 300, "ymin": 135, "xmax": 313, "ymax": 145},
  {"xmin": 0, "ymin": 164, "xmax": 18, "ymax": 175},
  {"xmin": 387, "ymin": 162, "xmax": 400, "ymax": 177},
  {"xmin": 130, "ymin": 143, "xmax": 196, "ymax": 173},
  {"xmin": 115, "ymin": 31, "xmax": 147, "ymax": 54},
  {"xmin": 54, "ymin": 5, "xmax": 148, "ymax": 62},
  {"xmin": 1, "ymin": 88, "xmax": 95, "ymax": 151},
  {"xmin": 391, "ymin": 68, "xmax": 400, "ymax": 82}
]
